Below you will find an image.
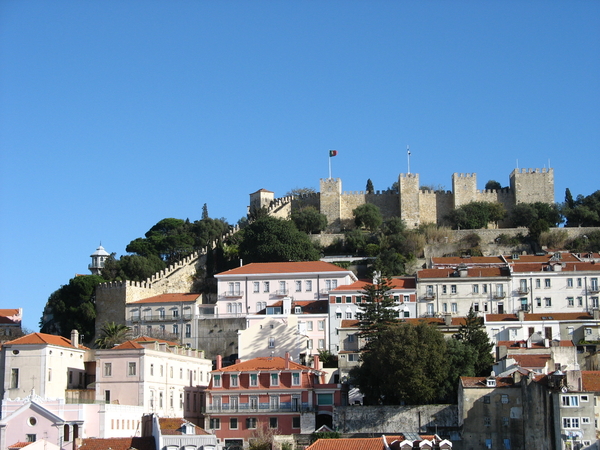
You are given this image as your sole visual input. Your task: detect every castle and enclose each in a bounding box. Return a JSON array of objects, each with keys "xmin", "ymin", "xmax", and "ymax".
[{"xmin": 250, "ymin": 168, "xmax": 555, "ymax": 230}]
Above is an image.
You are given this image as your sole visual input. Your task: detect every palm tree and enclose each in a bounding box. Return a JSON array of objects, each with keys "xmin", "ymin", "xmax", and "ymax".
[{"xmin": 95, "ymin": 322, "xmax": 131, "ymax": 349}]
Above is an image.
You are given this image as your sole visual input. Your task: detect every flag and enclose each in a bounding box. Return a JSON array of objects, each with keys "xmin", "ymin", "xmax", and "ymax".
[{"xmin": 329, "ymin": 150, "xmax": 338, "ymax": 157}]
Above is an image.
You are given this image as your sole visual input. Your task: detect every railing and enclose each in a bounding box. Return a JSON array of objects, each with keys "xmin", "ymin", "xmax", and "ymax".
[
  {"xmin": 129, "ymin": 314, "xmax": 193, "ymax": 323},
  {"xmin": 223, "ymin": 291, "xmax": 244, "ymax": 298},
  {"xmin": 517, "ymin": 287, "xmax": 529, "ymax": 295},
  {"xmin": 205, "ymin": 402, "xmax": 312, "ymax": 413},
  {"xmin": 589, "ymin": 286, "xmax": 600, "ymax": 294},
  {"xmin": 274, "ymin": 289, "xmax": 289, "ymax": 296},
  {"xmin": 493, "ymin": 293, "xmax": 506, "ymax": 299},
  {"xmin": 423, "ymin": 293, "xmax": 436, "ymax": 300}
]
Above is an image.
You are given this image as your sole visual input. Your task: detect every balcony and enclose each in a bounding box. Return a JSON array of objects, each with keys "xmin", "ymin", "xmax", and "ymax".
[
  {"xmin": 493, "ymin": 293, "xmax": 506, "ymax": 299},
  {"xmin": 223, "ymin": 291, "xmax": 244, "ymax": 298},
  {"xmin": 274, "ymin": 289, "xmax": 289, "ymax": 297},
  {"xmin": 517, "ymin": 287, "xmax": 529, "ymax": 295},
  {"xmin": 423, "ymin": 293, "xmax": 436, "ymax": 300},
  {"xmin": 589, "ymin": 286, "xmax": 600, "ymax": 294},
  {"xmin": 129, "ymin": 314, "xmax": 193, "ymax": 323},
  {"xmin": 205, "ymin": 402, "xmax": 312, "ymax": 414}
]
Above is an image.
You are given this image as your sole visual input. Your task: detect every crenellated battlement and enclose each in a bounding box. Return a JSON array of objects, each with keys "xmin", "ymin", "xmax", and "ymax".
[{"xmin": 454, "ymin": 173, "xmax": 476, "ymax": 178}]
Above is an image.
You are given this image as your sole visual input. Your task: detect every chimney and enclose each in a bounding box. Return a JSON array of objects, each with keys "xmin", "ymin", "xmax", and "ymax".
[
  {"xmin": 444, "ymin": 314, "xmax": 452, "ymax": 326},
  {"xmin": 517, "ymin": 309, "xmax": 525, "ymax": 322},
  {"xmin": 285, "ymin": 352, "xmax": 290, "ymax": 369},
  {"xmin": 216, "ymin": 355, "xmax": 222, "ymax": 370},
  {"xmin": 594, "ymin": 309, "xmax": 600, "ymax": 320},
  {"xmin": 71, "ymin": 329, "xmax": 79, "ymax": 348},
  {"xmin": 313, "ymin": 354, "xmax": 320, "ymax": 370}
]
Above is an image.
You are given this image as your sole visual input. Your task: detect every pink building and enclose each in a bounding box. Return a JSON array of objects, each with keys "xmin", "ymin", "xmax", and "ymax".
[{"xmin": 203, "ymin": 355, "xmax": 344, "ymax": 448}]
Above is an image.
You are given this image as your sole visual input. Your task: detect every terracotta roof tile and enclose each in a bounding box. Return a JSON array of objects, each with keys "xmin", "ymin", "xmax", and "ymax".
[
  {"xmin": 158, "ymin": 418, "xmax": 210, "ymax": 435},
  {"xmin": 130, "ymin": 293, "xmax": 201, "ymax": 304},
  {"xmin": 4, "ymin": 332, "xmax": 82, "ymax": 349},
  {"xmin": 582, "ymin": 371, "xmax": 600, "ymax": 392},
  {"xmin": 7, "ymin": 443, "xmax": 31, "ymax": 449},
  {"xmin": 510, "ymin": 261, "xmax": 600, "ymax": 273},
  {"xmin": 511, "ymin": 354, "xmax": 551, "ymax": 368},
  {"xmin": 216, "ymin": 261, "xmax": 351, "ymax": 276},
  {"xmin": 460, "ymin": 376, "xmax": 515, "ymax": 388},
  {"xmin": 78, "ymin": 437, "xmax": 155, "ymax": 450},
  {"xmin": 213, "ymin": 356, "xmax": 313, "ymax": 373},
  {"xmin": 332, "ymin": 278, "xmax": 416, "ymax": 291},
  {"xmin": 306, "ymin": 436, "xmax": 406, "ymax": 450},
  {"xmin": 340, "ymin": 320, "xmax": 360, "ymax": 328},
  {"xmin": 432, "ymin": 256, "xmax": 506, "ymax": 265},
  {"xmin": 486, "ymin": 313, "xmax": 593, "ymax": 322},
  {"xmin": 417, "ymin": 267, "xmax": 508, "ymax": 279},
  {"xmin": 111, "ymin": 336, "xmax": 180, "ymax": 350},
  {"xmin": 505, "ymin": 253, "xmax": 581, "ymax": 263}
]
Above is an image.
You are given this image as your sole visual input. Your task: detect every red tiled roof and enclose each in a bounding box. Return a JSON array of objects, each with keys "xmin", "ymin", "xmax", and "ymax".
[
  {"xmin": 582, "ymin": 371, "xmax": 600, "ymax": 392},
  {"xmin": 460, "ymin": 376, "xmax": 515, "ymax": 388},
  {"xmin": 158, "ymin": 417, "xmax": 210, "ymax": 435},
  {"xmin": 432, "ymin": 256, "xmax": 506, "ymax": 265},
  {"xmin": 78, "ymin": 437, "xmax": 155, "ymax": 450},
  {"xmin": 4, "ymin": 332, "xmax": 84, "ymax": 349},
  {"xmin": 130, "ymin": 293, "xmax": 201, "ymax": 304},
  {"xmin": 340, "ymin": 320, "xmax": 360, "ymax": 328},
  {"xmin": 213, "ymin": 356, "xmax": 313, "ymax": 373},
  {"xmin": 486, "ymin": 313, "xmax": 593, "ymax": 322},
  {"xmin": 216, "ymin": 261, "xmax": 351, "ymax": 276},
  {"xmin": 306, "ymin": 436, "xmax": 406, "ymax": 450},
  {"xmin": 511, "ymin": 354, "xmax": 551, "ymax": 368},
  {"xmin": 505, "ymin": 253, "xmax": 581, "ymax": 263},
  {"xmin": 401, "ymin": 317, "xmax": 467, "ymax": 327},
  {"xmin": 510, "ymin": 262, "xmax": 600, "ymax": 273},
  {"xmin": 417, "ymin": 267, "xmax": 508, "ymax": 279},
  {"xmin": 7, "ymin": 443, "xmax": 31, "ymax": 449},
  {"xmin": 111, "ymin": 335, "xmax": 180, "ymax": 350},
  {"xmin": 497, "ymin": 339, "xmax": 574, "ymax": 348},
  {"xmin": 332, "ymin": 278, "xmax": 416, "ymax": 292}
]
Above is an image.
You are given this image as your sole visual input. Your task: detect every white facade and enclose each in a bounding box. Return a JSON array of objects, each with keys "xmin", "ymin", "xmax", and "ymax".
[
  {"xmin": 94, "ymin": 338, "xmax": 212, "ymax": 421},
  {"xmin": 214, "ymin": 261, "xmax": 357, "ymax": 317}
]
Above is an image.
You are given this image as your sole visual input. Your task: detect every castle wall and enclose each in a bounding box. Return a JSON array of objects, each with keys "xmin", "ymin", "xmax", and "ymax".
[
  {"xmin": 452, "ymin": 173, "xmax": 478, "ymax": 208},
  {"xmin": 320, "ymin": 178, "xmax": 343, "ymax": 231},
  {"xmin": 399, "ymin": 173, "xmax": 421, "ymax": 228}
]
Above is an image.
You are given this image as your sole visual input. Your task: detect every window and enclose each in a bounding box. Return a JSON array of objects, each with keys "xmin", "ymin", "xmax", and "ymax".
[
  {"xmin": 128, "ymin": 362, "xmax": 136, "ymax": 376},
  {"xmin": 545, "ymin": 297, "xmax": 552, "ymax": 307},
  {"xmin": 593, "ymin": 297, "xmax": 599, "ymax": 308},
  {"xmin": 535, "ymin": 279, "xmax": 541, "ymax": 288},
  {"xmin": 567, "ymin": 278, "xmax": 573, "ymax": 288},
  {"xmin": 230, "ymin": 396, "xmax": 239, "ymax": 411},
  {"xmin": 568, "ymin": 326, "xmax": 574, "ymax": 335},
  {"xmin": 269, "ymin": 417, "xmax": 278, "ymax": 428},
  {"xmin": 442, "ymin": 285, "xmax": 447, "ymax": 294},
  {"xmin": 503, "ymin": 439, "xmax": 511, "ymax": 450},
  {"xmin": 502, "ymin": 417, "xmax": 509, "ymax": 427},
  {"xmin": 268, "ymin": 337, "xmax": 275, "ymax": 348},
  {"xmin": 567, "ymin": 297, "xmax": 574, "ymax": 307},
  {"xmin": 10, "ymin": 368, "xmax": 19, "ymax": 388},
  {"xmin": 482, "ymin": 284, "xmax": 488, "ymax": 293},
  {"xmin": 246, "ymin": 418, "xmax": 257, "ymax": 429},
  {"xmin": 209, "ymin": 418, "xmax": 220, "ymax": 429},
  {"xmin": 426, "ymin": 285, "xmax": 434, "ymax": 296},
  {"xmin": 318, "ymin": 320, "xmax": 325, "ymax": 330},
  {"xmin": 536, "ymin": 297, "xmax": 542, "ymax": 307},
  {"xmin": 231, "ymin": 374, "xmax": 238, "ymax": 387},
  {"xmin": 172, "ymin": 309, "xmax": 179, "ymax": 318},
  {"xmin": 578, "ymin": 296, "xmax": 583, "ymax": 306},
  {"xmin": 317, "ymin": 393, "xmax": 333, "ymax": 405},
  {"xmin": 345, "ymin": 296, "xmax": 352, "ymax": 303},
  {"xmin": 250, "ymin": 396, "xmax": 258, "ymax": 409},
  {"xmin": 336, "ymin": 312, "xmax": 342, "ymax": 319},
  {"xmin": 483, "ymin": 396, "xmax": 490, "ymax": 404},
  {"xmin": 292, "ymin": 417, "xmax": 301, "ymax": 428},
  {"xmin": 345, "ymin": 311, "xmax": 352, "ymax": 319},
  {"xmin": 585, "ymin": 327, "xmax": 592, "ymax": 336},
  {"xmin": 335, "ymin": 296, "xmax": 342, "ymax": 303},
  {"xmin": 581, "ymin": 395, "xmax": 589, "ymax": 402},
  {"xmin": 545, "ymin": 278, "xmax": 551, "ymax": 288},
  {"xmin": 563, "ymin": 417, "xmax": 580, "ymax": 429},
  {"xmin": 173, "ymin": 324, "xmax": 178, "ymax": 335},
  {"xmin": 592, "ymin": 278, "xmax": 599, "ymax": 291},
  {"xmin": 451, "ymin": 303, "xmax": 458, "ymax": 313},
  {"xmin": 562, "ymin": 395, "xmax": 579, "ymax": 407},
  {"xmin": 348, "ymin": 353, "xmax": 359, "ymax": 361},
  {"xmin": 180, "ymin": 368, "xmax": 183, "ymax": 379},
  {"xmin": 170, "ymin": 391, "xmax": 174, "ymax": 408},
  {"xmin": 159, "ymin": 391, "xmax": 163, "ymax": 408},
  {"xmin": 253, "ymin": 282, "xmax": 260, "ymax": 293},
  {"xmin": 279, "ymin": 281, "xmax": 286, "ymax": 293},
  {"xmin": 577, "ymin": 278, "xmax": 583, "ymax": 287},
  {"xmin": 170, "ymin": 366, "xmax": 173, "ymax": 378},
  {"xmin": 501, "ymin": 394, "xmax": 509, "ymax": 404},
  {"xmin": 270, "ymin": 395, "xmax": 279, "ymax": 410},
  {"xmin": 263, "ymin": 281, "xmax": 270, "ymax": 293},
  {"xmin": 427, "ymin": 303, "xmax": 434, "ymax": 315},
  {"xmin": 26, "ymin": 435, "xmax": 36, "ymax": 443},
  {"xmin": 306, "ymin": 280, "xmax": 312, "ymax": 291},
  {"xmin": 451, "ymin": 285, "xmax": 457, "ymax": 294},
  {"xmin": 307, "ymin": 321, "xmax": 313, "ymax": 331},
  {"xmin": 48, "ymin": 368, "xmax": 52, "ymax": 381},
  {"xmin": 318, "ymin": 339, "xmax": 325, "ymax": 349},
  {"xmin": 582, "ymin": 417, "xmax": 590, "ymax": 424},
  {"xmin": 307, "ymin": 339, "xmax": 314, "ymax": 349},
  {"xmin": 473, "ymin": 284, "xmax": 479, "ymax": 294},
  {"xmin": 295, "ymin": 280, "xmax": 302, "ymax": 292},
  {"xmin": 104, "ymin": 363, "xmax": 112, "ymax": 377},
  {"xmin": 250, "ymin": 374, "xmax": 258, "ymax": 386},
  {"xmin": 442, "ymin": 303, "xmax": 448, "ymax": 313},
  {"xmin": 356, "ymin": 295, "xmax": 363, "ymax": 303},
  {"xmin": 230, "ymin": 418, "xmax": 238, "ymax": 429},
  {"xmin": 270, "ymin": 373, "xmax": 279, "ymax": 386},
  {"xmin": 292, "ymin": 372, "xmax": 300, "ymax": 385},
  {"xmin": 484, "ymin": 417, "xmax": 491, "ymax": 427},
  {"xmin": 213, "ymin": 375, "xmax": 221, "ymax": 387}
]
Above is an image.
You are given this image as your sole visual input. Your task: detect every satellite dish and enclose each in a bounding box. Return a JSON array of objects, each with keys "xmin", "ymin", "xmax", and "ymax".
[{"xmin": 561, "ymin": 386, "xmax": 568, "ymax": 393}]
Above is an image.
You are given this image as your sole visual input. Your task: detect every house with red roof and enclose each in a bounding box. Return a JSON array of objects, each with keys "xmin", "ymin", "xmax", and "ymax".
[
  {"xmin": 125, "ymin": 293, "xmax": 205, "ymax": 349},
  {"xmin": 94, "ymin": 336, "xmax": 212, "ymax": 423},
  {"xmin": 203, "ymin": 354, "xmax": 344, "ymax": 448},
  {"xmin": 214, "ymin": 261, "xmax": 357, "ymax": 318},
  {"xmin": 304, "ymin": 435, "xmax": 452, "ymax": 450},
  {"xmin": 0, "ymin": 308, "xmax": 23, "ymax": 341},
  {"xmin": 7, "ymin": 440, "xmax": 60, "ymax": 450},
  {"xmin": 328, "ymin": 277, "xmax": 416, "ymax": 355},
  {"xmin": 140, "ymin": 413, "xmax": 218, "ymax": 450}
]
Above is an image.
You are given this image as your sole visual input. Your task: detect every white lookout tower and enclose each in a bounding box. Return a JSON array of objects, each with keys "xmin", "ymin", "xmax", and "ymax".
[{"xmin": 89, "ymin": 244, "xmax": 109, "ymax": 275}]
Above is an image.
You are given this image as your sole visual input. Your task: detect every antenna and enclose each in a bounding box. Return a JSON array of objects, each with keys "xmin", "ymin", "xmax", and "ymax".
[
  {"xmin": 407, "ymin": 145, "xmax": 411, "ymax": 174},
  {"xmin": 516, "ymin": 159, "xmax": 518, "ymax": 169}
]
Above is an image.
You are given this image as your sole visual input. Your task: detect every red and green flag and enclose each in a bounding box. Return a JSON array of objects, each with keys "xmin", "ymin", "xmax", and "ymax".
[{"xmin": 329, "ymin": 150, "xmax": 338, "ymax": 157}]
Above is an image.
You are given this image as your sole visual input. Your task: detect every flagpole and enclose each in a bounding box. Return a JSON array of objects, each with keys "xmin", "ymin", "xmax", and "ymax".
[
  {"xmin": 329, "ymin": 153, "xmax": 332, "ymax": 179},
  {"xmin": 407, "ymin": 145, "xmax": 411, "ymax": 174}
]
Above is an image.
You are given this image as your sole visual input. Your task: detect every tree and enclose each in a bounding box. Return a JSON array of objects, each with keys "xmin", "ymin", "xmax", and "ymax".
[
  {"xmin": 456, "ymin": 306, "xmax": 494, "ymax": 376},
  {"xmin": 353, "ymin": 204, "xmax": 383, "ymax": 231},
  {"xmin": 446, "ymin": 202, "xmax": 506, "ymax": 230},
  {"xmin": 565, "ymin": 188, "xmax": 575, "ymax": 209},
  {"xmin": 563, "ymin": 190, "xmax": 600, "ymax": 227},
  {"xmin": 357, "ymin": 277, "xmax": 397, "ymax": 338},
  {"xmin": 343, "ymin": 229, "xmax": 368, "ymax": 255},
  {"xmin": 126, "ymin": 218, "xmax": 195, "ymax": 263},
  {"xmin": 95, "ymin": 322, "xmax": 131, "ymax": 349},
  {"xmin": 485, "ymin": 180, "xmax": 502, "ymax": 190},
  {"xmin": 373, "ymin": 249, "xmax": 410, "ymax": 277},
  {"xmin": 350, "ymin": 322, "xmax": 450, "ymax": 405},
  {"xmin": 286, "ymin": 187, "xmax": 316, "ymax": 197},
  {"xmin": 366, "ymin": 179, "xmax": 374, "ymax": 194},
  {"xmin": 238, "ymin": 216, "xmax": 320, "ymax": 263},
  {"xmin": 440, "ymin": 338, "xmax": 478, "ymax": 402},
  {"xmin": 40, "ymin": 275, "xmax": 104, "ymax": 342},
  {"xmin": 101, "ymin": 253, "xmax": 166, "ymax": 282},
  {"xmin": 202, "ymin": 203, "xmax": 209, "ymax": 220},
  {"xmin": 291, "ymin": 206, "xmax": 328, "ymax": 234}
]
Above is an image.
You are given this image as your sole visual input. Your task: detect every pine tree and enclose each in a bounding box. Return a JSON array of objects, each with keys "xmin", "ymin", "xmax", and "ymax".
[
  {"xmin": 357, "ymin": 275, "xmax": 397, "ymax": 341},
  {"xmin": 366, "ymin": 178, "xmax": 374, "ymax": 194},
  {"xmin": 456, "ymin": 306, "xmax": 494, "ymax": 376},
  {"xmin": 202, "ymin": 203, "xmax": 209, "ymax": 220}
]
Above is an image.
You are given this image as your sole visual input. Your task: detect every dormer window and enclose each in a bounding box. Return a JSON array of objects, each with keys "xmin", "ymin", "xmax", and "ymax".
[
  {"xmin": 270, "ymin": 373, "xmax": 279, "ymax": 386},
  {"xmin": 231, "ymin": 374, "xmax": 239, "ymax": 387},
  {"xmin": 486, "ymin": 378, "xmax": 496, "ymax": 387},
  {"xmin": 213, "ymin": 374, "xmax": 221, "ymax": 387},
  {"xmin": 292, "ymin": 372, "xmax": 300, "ymax": 386}
]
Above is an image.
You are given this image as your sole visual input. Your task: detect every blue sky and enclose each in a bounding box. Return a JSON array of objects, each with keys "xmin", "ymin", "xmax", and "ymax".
[{"xmin": 1, "ymin": 1, "xmax": 598, "ymax": 331}]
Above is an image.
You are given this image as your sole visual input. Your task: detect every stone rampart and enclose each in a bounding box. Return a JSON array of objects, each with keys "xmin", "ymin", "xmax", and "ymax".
[{"xmin": 334, "ymin": 404, "xmax": 458, "ymax": 434}]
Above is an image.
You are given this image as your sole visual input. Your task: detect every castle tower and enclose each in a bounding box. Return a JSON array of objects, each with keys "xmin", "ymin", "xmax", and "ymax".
[
  {"xmin": 398, "ymin": 173, "xmax": 420, "ymax": 228},
  {"xmin": 249, "ymin": 188, "xmax": 275, "ymax": 214},
  {"xmin": 510, "ymin": 168, "xmax": 555, "ymax": 204},
  {"xmin": 89, "ymin": 244, "xmax": 109, "ymax": 275},
  {"xmin": 452, "ymin": 173, "xmax": 478, "ymax": 208},
  {"xmin": 319, "ymin": 178, "xmax": 342, "ymax": 231}
]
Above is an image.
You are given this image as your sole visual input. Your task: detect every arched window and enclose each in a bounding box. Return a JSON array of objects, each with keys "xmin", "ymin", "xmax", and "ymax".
[{"xmin": 64, "ymin": 424, "xmax": 70, "ymax": 442}]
